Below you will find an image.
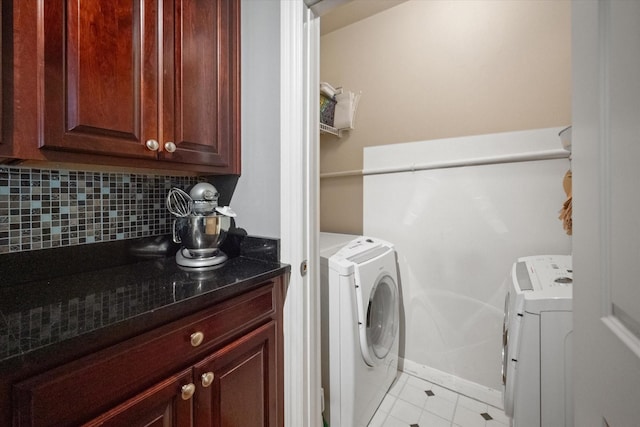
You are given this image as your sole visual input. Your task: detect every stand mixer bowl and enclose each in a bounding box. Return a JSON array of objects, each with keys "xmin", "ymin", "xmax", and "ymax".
[{"xmin": 172, "ymin": 214, "xmax": 230, "ymax": 257}]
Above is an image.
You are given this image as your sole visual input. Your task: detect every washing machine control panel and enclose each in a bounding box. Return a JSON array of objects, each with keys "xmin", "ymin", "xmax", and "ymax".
[
  {"xmin": 513, "ymin": 255, "xmax": 573, "ymax": 311},
  {"xmin": 328, "ymin": 237, "xmax": 394, "ymax": 275},
  {"xmin": 526, "ymin": 255, "xmax": 573, "ymax": 289},
  {"xmin": 554, "ymin": 276, "xmax": 573, "ymax": 285}
]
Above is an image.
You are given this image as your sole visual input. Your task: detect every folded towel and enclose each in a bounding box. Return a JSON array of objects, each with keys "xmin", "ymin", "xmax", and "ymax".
[
  {"xmin": 558, "ymin": 169, "xmax": 572, "ymax": 235},
  {"xmin": 559, "ymin": 195, "xmax": 572, "ymax": 235},
  {"xmin": 333, "ymin": 91, "xmax": 360, "ymax": 130},
  {"xmin": 562, "ymin": 170, "xmax": 572, "ymax": 196}
]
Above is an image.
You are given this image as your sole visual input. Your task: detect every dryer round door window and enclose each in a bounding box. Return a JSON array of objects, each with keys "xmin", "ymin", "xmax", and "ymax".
[{"xmin": 362, "ymin": 273, "xmax": 398, "ymax": 366}]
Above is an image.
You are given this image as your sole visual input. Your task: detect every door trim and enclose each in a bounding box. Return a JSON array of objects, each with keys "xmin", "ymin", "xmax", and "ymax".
[{"xmin": 280, "ymin": 1, "xmax": 321, "ymax": 426}]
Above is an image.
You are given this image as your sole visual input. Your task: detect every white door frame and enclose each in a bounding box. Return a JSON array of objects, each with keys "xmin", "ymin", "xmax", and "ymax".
[{"xmin": 280, "ymin": 1, "xmax": 321, "ymax": 426}]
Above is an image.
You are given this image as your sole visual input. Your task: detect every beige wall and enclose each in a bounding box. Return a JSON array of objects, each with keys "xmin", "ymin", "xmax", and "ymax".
[{"xmin": 320, "ymin": 0, "xmax": 571, "ymax": 234}]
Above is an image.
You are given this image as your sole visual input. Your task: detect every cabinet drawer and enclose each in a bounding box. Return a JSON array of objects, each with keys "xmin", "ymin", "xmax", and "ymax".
[{"xmin": 13, "ymin": 282, "xmax": 276, "ymax": 427}]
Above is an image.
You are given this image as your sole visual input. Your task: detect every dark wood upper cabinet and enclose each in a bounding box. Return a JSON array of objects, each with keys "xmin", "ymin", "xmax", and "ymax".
[
  {"xmin": 161, "ymin": 0, "xmax": 240, "ymax": 168},
  {"xmin": 1, "ymin": 0, "xmax": 3, "ymax": 151},
  {"xmin": 41, "ymin": 1, "xmax": 160, "ymax": 160},
  {"xmin": 7, "ymin": 0, "xmax": 240, "ymax": 174}
]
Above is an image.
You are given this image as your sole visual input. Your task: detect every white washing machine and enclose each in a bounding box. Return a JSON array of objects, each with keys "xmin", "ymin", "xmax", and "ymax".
[
  {"xmin": 502, "ymin": 255, "xmax": 573, "ymax": 427},
  {"xmin": 320, "ymin": 232, "xmax": 400, "ymax": 427}
]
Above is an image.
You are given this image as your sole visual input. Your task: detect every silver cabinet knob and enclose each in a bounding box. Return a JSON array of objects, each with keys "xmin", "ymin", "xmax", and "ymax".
[
  {"xmin": 190, "ymin": 331, "xmax": 204, "ymax": 347},
  {"xmin": 145, "ymin": 139, "xmax": 160, "ymax": 151},
  {"xmin": 164, "ymin": 141, "xmax": 177, "ymax": 153},
  {"xmin": 201, "ymin": 372, "xmax": 214, "ymax": 388},
  {"xmin": 181, "ymin": 383, "xmax": 196, "ymax": 400}
]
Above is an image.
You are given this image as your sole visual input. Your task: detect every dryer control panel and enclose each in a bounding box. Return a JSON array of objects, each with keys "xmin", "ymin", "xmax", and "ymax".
[
  {"xmin": 515, "ymin": 254, "xmax": 573, "ymax": 311},
  {"xmin": 528, "ymin": 255, "xmax": 573, "ymax": 289},
  {"xmin": 328, "ymin": 237, "xmax": 394, "ymax": 275}
]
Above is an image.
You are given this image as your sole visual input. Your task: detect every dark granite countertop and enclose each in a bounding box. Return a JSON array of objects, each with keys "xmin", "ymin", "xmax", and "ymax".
[{"xmin": 0, "ymin": 235, "xmax": 290, "ymax": 370}]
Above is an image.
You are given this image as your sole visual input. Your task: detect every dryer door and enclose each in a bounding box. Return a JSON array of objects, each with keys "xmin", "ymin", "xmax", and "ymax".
[
  {"xmin": 360, "ymin": 273, "xmax": 399, "ymax": 366},
  {"xmin": 502, "ymin": 291, "xmax": 510, "ymax": 388},
  {"xmin": 503, "ymin": 261, "xmax": 530, "ymax": 417}
]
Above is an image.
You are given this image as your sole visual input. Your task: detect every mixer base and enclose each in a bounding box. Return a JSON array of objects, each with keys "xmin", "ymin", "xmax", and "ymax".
[{"xmin": 176, "ymin": 247, "xmax": 228, "ymax": 270}]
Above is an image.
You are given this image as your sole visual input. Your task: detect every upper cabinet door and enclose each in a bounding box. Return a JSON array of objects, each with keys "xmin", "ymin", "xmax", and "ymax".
[
  {"xmin": 33, "ymin": 0, "xmax": 241, "ymax": 173},
  {"xmin": 41, "ymin": 0, "xmax": 160, "ymax": 159},
  {"xmin": 160, "ymin": 0, "xmax": 240, "ymax": 171},
  {"xmin": 1, "ymin": 0, "xmax": 4, "ymax": 151}
]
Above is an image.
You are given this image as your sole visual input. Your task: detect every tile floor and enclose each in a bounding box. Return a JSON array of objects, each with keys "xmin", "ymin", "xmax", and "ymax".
[{"xmin": 368, "ymin": 372, "xmax": 510, "ymax": 427}]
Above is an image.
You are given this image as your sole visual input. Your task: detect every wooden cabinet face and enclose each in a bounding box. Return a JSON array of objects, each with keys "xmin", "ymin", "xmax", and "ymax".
[
  {"xmin": 194, "ymin": 321, "xmax": 278, "ymax": 427},
  {"xmin": 10, "ymin": 281, "xmax": 283, "ymax": 427},
  {"xmin": 162, "ymin": 0, "xmax": 240, "ymax": 170},
  {"xmin": 1, "ymin": 0, "xmax": 3, "ymax": 149},
  {"xmin": 37, "ymin": 0, "xmax": 240, "ymax": 172},
  {"xmin": 82, "ymin": 369, "xmax": 194, "ymax": 427},
  {"xmin": 41, "ymin": 0, "xmax": 159, "ymax": 159},
  {"xmin": 82, "ymin": 321, "xmax": 279, "ymax": 427}
]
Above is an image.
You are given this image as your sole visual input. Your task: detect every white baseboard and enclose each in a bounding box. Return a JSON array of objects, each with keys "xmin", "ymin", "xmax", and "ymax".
[{"xmin": 400, "ymin": 358, "xmax": 504, "ymax": 410}]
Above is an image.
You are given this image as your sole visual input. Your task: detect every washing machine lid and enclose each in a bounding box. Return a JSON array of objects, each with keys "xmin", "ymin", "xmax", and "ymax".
[
  {"xmin": 319, "ymin": 232, "xmax": 360, "ymax": 260},
  {"xmin": 514, "ymin": 255, "xmax": 573, "ymax": 313},
  {"xmin": 327, "ymin": 236, "xmax": 394, "ymax": 275}
]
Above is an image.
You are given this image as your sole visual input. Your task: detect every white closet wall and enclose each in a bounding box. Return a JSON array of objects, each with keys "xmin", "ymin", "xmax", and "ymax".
[{"xmin": 363, "ymin": 127, "xmax": 572, "ymax": 405}]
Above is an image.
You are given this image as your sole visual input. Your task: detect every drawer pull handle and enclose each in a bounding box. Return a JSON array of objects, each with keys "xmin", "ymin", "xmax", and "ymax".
[
  {"xmin": 181, "ymin": 383, "xmax": 196, "ymax": 400},
  {"xmin": 201, "ymin": 371, "xmax": 215, "ymax": 387},
  {"xmin": 190, "ymin": 331, "xmax": 205, "ymax": 347}
]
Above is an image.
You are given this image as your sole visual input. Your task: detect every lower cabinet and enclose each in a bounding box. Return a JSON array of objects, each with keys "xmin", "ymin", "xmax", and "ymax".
[
  {"xmin": 193, "ymin": 322, "xmax": 277, "ymax": 427},
  {"xmin": 83, "ymin": 322, "xmax": 276, "ymax": 427},
  {"xmin": 12, "ymin": 279, "xmax": 284, "ymax": 427},
  {"xmin": 83, "ymin": 369, "xmax": 195, "ymax": 427}
]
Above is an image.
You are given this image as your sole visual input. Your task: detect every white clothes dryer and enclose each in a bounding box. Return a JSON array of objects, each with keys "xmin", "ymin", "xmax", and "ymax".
[
  {"xmin": 320, "ymin": 232, "xmax": 400, "ymax": 427},
  {"xmin": 502, "ymin": 255, "xmax": 573, "ymax": 427}
]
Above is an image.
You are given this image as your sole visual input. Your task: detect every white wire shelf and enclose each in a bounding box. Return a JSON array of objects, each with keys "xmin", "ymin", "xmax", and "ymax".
[{"xmin": 320, "ymin": 122, "xmax": 341, "ymax": 136}]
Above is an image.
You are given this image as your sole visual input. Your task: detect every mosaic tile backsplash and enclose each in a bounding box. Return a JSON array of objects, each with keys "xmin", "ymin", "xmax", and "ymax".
[{"xmin": 0, "ymin": 166, "xmax": 199, "ymax": 254}]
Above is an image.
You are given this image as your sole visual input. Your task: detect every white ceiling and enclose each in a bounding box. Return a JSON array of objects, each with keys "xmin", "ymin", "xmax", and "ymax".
[{"xmin": 319, "ymin": 0, "xmax": 409, "ymax": 35}]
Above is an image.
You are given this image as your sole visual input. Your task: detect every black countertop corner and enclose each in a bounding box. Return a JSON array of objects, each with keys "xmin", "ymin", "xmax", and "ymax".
[{"xmin": 0, "ymin": 235, "xmax": 289, "ymax": 368}]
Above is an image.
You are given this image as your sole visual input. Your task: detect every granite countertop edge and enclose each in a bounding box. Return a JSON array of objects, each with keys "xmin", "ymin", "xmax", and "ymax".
[
  {"xmin": 0, "ymin": 258, "xmax": 290, "ymax": 373},
  {"xmin": 0, "ymin": 236, "xmax": 290, "ymax": 372}
]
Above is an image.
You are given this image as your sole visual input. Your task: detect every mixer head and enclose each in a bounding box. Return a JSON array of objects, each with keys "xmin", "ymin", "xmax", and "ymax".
[{"xmin": 189, "ymin": 182, "xmax": 219, "ymax": 215}]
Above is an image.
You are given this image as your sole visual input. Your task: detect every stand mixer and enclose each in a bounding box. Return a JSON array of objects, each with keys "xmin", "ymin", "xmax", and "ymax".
[{"xmin": 167, "ymin": 183, "xmax": 236, "ymax": 270}]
